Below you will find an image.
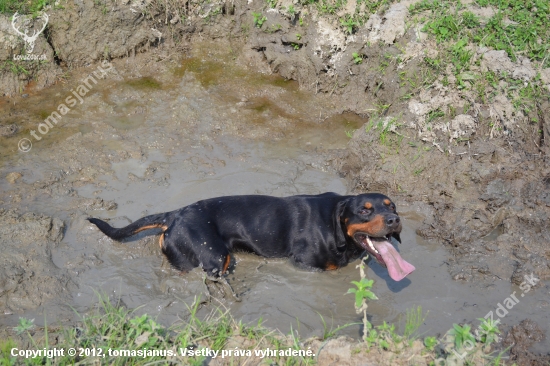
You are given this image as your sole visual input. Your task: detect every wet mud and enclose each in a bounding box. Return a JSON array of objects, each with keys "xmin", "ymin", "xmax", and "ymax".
[
  {"xmin": 0, "ymin": 40, "xmax": 548, "ymax": 358},
  {"xmin": 1, "ymin": 0, "xmax": 550, "ymax": 360}
]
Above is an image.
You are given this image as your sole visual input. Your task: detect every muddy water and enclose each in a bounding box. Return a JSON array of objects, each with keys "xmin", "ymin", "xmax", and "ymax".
[{"xmin": 1, "ymin": 46, "xmax": 548, "ymax": 351}]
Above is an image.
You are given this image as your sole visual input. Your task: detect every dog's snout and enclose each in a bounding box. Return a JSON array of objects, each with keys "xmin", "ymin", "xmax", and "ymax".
[{"xmin": 386, "ymin": 215, "xmax": 400, "ymax": 227}]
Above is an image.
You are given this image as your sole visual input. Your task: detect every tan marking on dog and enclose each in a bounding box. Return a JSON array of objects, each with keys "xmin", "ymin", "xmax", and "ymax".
[
  {"xmin": 325, "ymin": 262, "xmax": 339, "ymax": 271},
  {"xmin": 223, "ymin": 254, "xmax": 231, "ymax": 273},
  {"xmin": 383, "ymin": 199, "xmax": 391, "ymax": 205},
  {"xmin": 346, "ymin": 215, "xmax": 386, "ymax": 237},
  {"xmin": 364, "ymin": 202, "xmax": 373, "ymax": 209},
  {"xmin": 133, "ymin": 224, "xmax": 168, "ymax": 234},
  {"xmin": 159, "ymin": 233, "xmax": 165, "ymax": 249}
]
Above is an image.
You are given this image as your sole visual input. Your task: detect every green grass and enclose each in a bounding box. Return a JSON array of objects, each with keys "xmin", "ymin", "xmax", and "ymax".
[
  {"xmin": 410, "ymin": 0, "xmax": 550, "ymax": 65},
  {"xmin": 0, "ymin": 0, "xmax": 51, "ymax": 15},
  {"xmin": 0, "ymin": 295, "xmax": 320, "ymax": 365},
  {"xmin": 405, "ymin": 0, "xmax": 550, "ymax": 121},
  {"xmin": 0, "ymin": 287, "xmax": 511, "ymax": 366},
  {"xmin": 291, "ymin": 0, "xmax": 396, "ymax": 34}
]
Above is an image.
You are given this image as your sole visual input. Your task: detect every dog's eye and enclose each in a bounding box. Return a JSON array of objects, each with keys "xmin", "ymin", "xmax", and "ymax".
[{"xmin": 359, "ymin": 208, "xmax": 371, "ymax": 215}]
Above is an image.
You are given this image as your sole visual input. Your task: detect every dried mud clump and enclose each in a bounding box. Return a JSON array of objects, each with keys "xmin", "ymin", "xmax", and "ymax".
[{"xmin": 504, "ymin": 319, "xmax": 550, "ymax": 365}]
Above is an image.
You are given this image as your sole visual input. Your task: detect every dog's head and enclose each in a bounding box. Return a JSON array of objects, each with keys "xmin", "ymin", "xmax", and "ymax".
[{"xmin": 336, "ymin": 193, "xmax": 415, "ymax": 281}]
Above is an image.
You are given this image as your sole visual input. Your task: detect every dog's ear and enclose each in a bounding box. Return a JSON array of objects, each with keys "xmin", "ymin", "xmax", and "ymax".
[{"xmin": 333, "ymin": 199, "xmax": 349, "ymax": 248}]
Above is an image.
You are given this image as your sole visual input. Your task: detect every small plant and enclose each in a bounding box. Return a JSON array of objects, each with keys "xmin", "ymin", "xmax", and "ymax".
[
  {"xmin": 476, "ymin": 317, "xmax": 500, "ymax": 346},
  {"xmin": 352, "ymin": 52, "xmax": 362, "ymax": 64},
  {"xmin": 267, "ymin": 24, "xmax": 282, "ymax": 33},
  {"xmin": 348, "ymin": 278, "xmax": 377, "ymax": 308},
  {"xmin": 340, "ymin": 16, "xmax": 358, "ymax": 35},
  {"xmin": 424, "ymin": 336, "xmax": 438, "ymax": 351},
  {"xmin": 413, "ymin": 167, "xmax": 424, "ymax": 176},
  {"xmin": 404, "ymin": 306, "xmax": 426, "ymax": 339},
  {"xmin": 252, "ymin": 12, "xmax": 267, "ymax": 28},
  {"xmin": 317, "ymin": 313, "xmax": 357, "ymax": 340},
  {"xmin": 375, "ymin": 322, "xmax": 395, "ymax": 350},
  {"xmin": 295, "ymin": 33, "xmax": 302, "ymax": 40},
  {"xmin": 347, "ymin": 258, "xmax": 378, "ymax": 342},
  {"xmin": 0, "ymin": 339, "xmax": 18, "ymax": 365},
  {"xmin": 4, "ymin": 61, "xmax": 29, "ymax": 76},
  {"xmin": 14, "ymin": 317, "xmax": 35, "ymax": 334},
  {"xmin": 426, "ymin": 108, "xmax": 445, "ymax": 123},
  {"xmin": 448, "ymin": 323, "xmax": 476, "ymax": 351},
  {"xmin": 287, "ymin": 4, "xmax": 296, "ymax": 18}
]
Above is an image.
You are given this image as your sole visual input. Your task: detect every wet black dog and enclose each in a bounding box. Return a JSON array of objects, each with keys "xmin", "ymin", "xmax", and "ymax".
[{"xmin": 88, "ymin": 192, "xmax": 414, "ymax": 281}]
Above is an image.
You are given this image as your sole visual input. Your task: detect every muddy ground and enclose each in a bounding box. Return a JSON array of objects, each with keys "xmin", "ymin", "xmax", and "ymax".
[{"xmin": 1, "ymin": 0, "xmax": 550, "ymax": 363}]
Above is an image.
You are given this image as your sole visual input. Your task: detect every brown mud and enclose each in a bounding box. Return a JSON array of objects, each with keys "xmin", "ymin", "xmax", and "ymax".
[{"xmin": 1, "ymin": 0, "xmax": 550, "ymax": 362}]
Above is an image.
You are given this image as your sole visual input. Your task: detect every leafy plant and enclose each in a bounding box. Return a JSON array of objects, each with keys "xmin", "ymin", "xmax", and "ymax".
[
  {"xmin": 14, "ymin": 317, "xmax": 35, "ymax": 334},
  {"xmin": 340, "ymin": 16, "xmax": 358, "ymax": 35},
  {"xmin": 352, "ymin": 52, "xmax": 362, "ymax": 64},
  {"xmin": 347, "ymin": 278, "xmax": 378, "ymax": 308},
  {"xmin": 476, "ymin": 317, "xmax": 500, "ymax": 346},
  {"xmin": 448, "ymin": 323, "xmax": 476, "ymax": 351},
  {"xmin": 252, "ymin": 12, "xmax": 267, "ymax": 28},
  {"xmin": 287, "ymin": 4, "xmax": 296, "ymax": 17},
  {"xmin": 424, "ymin": 336, "xmax": 438, "ymax": 350}
]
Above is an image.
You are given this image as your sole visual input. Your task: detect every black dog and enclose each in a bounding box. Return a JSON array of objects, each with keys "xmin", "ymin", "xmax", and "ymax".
[{"xmin": 88, "ymin": 192, "xmax": 415, "ymax": 281}]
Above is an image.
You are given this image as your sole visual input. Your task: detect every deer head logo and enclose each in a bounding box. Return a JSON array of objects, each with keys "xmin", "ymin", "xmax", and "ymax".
[{"xmin": 11, "ymin": 12, "xmax": 49, "ymax": 54}]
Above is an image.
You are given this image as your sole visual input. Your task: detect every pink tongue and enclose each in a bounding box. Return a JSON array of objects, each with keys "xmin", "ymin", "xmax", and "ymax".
[{"xmin": 374, "ymin": 240, "xmax": 415, "ymax": 281}]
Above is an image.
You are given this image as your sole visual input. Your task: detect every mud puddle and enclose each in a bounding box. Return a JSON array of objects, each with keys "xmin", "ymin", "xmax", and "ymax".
[{"xmin": 0, "ymin": 45, "xmax": 548, "ymax": 350}]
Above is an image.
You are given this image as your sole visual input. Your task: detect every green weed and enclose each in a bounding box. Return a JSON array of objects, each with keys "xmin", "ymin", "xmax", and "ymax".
[
  {"xmin": 476, "ymin": 317, "xmax": 500, "ymax": 346},
  {"xmin": 340, "ymin": 15, "xmax": 359, "ymax": 34},
  {"xmin": 317, "ymin": 313, "xmax": 359, "ymax": 340},
  {"xmin": 287, "ymin": 4, "xmax": 296, "ymax": 17},
  {"xmin": 424, "ymin": 336, "xmax": 438, "ymax": 350},
  {"xmin": 13, "ymin": 317, "xmax": 35, "ymax": 334},
  {"xmin": 426, "ymin": 108, "xmax": 445, "ymax": 123},
  {"xmin": 252, "ymin": 12, "xmax": 267, "ymax": 28},
  {"xmin": 449, "ymin": 323, "xmax": 476, "ymax": 351},
  {"xmin": 404, "ymin": 306, "xmax": 426, "ymax": 339},
  {"xmin": 347, "ymin": 278, "xmax": 378, "ymax": 308}
]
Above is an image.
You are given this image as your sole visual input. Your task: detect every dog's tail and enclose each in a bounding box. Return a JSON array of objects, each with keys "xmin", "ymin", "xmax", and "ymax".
[{"xmin": 88, "ymin": 213, "xmax": 170, "ymax": 241}]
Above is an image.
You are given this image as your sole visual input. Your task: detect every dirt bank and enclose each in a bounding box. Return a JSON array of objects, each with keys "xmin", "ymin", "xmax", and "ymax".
[{"xmin": 1, "ymin": 0, "xmax": 550, "ymax": 362}]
